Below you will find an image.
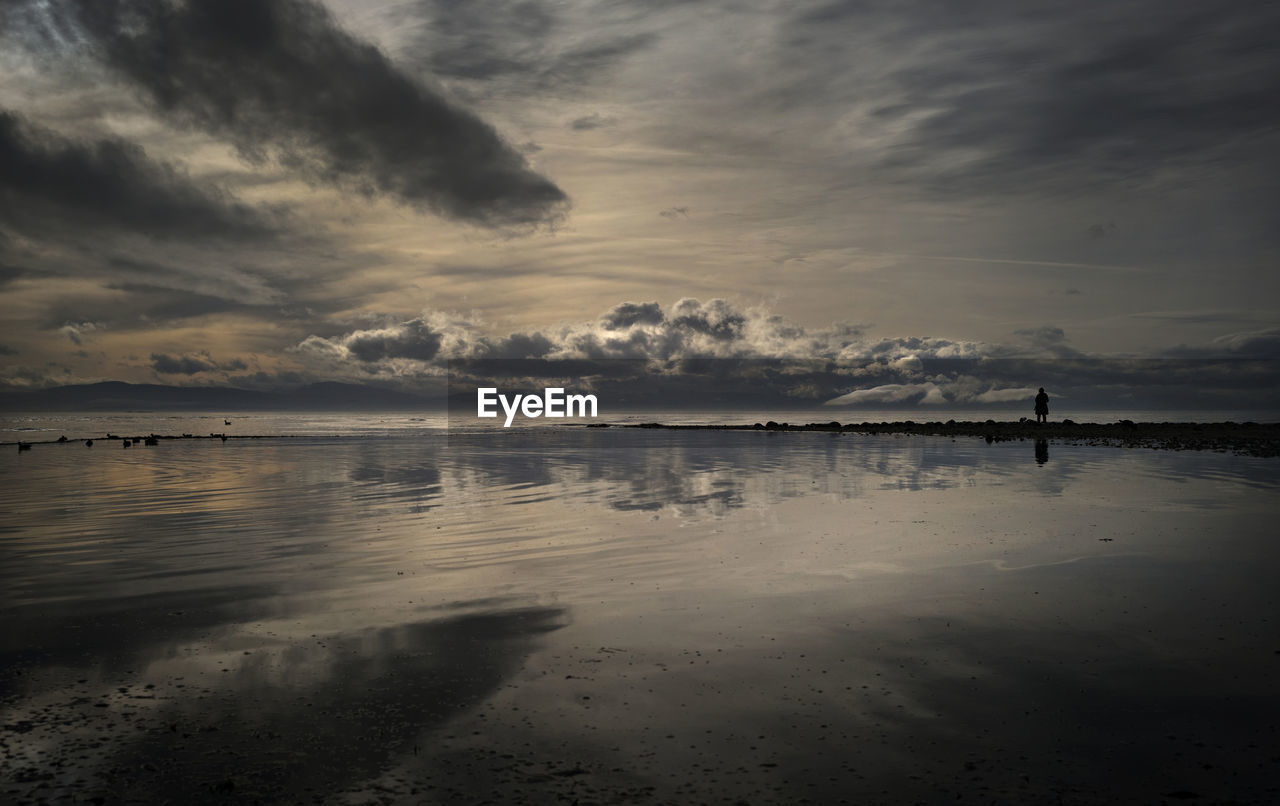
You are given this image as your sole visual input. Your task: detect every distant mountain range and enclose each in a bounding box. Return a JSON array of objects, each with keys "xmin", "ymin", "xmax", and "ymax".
[{"xmin": 0, "ymin": 381, "xmax": 440, "ymax": 411}]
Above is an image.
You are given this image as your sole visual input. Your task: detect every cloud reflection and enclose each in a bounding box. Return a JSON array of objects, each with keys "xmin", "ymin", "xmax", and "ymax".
[{"xmin": 2, "ymin": 603, "xmax": 566, "ymax": 802}]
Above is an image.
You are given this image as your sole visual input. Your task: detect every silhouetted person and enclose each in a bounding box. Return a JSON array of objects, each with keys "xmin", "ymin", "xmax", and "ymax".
[
  {"xmin": 1035, "ymin": 438, "xmax": 1049, "ymax": 464},
  {"xmin": 1034, "ymin": 387, "xmax": 1049, "ymax": 424}
]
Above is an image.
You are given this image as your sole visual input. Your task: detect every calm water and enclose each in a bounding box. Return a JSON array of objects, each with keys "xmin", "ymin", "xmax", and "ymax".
[{"xmin": 1, "ymin": 429, "xmax": 1278, "ymax": 804}]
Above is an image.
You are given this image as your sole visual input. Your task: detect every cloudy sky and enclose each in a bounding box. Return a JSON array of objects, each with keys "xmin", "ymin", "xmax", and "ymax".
[{"xmin": 1, "ymin": 0, "xmax": 1277, "ymax": 404}]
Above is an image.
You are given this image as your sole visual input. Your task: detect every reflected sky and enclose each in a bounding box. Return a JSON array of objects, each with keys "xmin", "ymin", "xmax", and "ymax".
[{"xmin": 2, "ymin": 432, "xmax": 1278, "ymax": 803}]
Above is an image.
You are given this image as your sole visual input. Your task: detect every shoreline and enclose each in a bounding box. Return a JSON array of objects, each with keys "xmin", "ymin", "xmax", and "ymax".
[
  {"xmin": 5, "ymin": 419, "xmax": 1280, "ymax": 456},
  {"xmin": 613, "ymin": 419, "xmax": 1280, "ymax": 457}
]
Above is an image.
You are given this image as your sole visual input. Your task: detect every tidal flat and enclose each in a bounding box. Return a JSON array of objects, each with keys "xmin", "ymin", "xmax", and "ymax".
[{"xmin": 2, "ymin": 430, "xmax": 1278, "ymax": 804}]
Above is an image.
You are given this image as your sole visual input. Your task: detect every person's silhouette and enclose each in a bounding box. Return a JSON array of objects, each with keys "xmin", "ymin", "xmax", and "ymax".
[{"xmin": 1034, "ymin": 387, "xmax": 1049, "ymax": 424}]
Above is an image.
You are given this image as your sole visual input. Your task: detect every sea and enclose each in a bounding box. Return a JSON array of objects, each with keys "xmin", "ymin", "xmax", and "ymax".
[{"xmin": 2, "ymin": 410, "xmax": 1278, "ymax": 803}]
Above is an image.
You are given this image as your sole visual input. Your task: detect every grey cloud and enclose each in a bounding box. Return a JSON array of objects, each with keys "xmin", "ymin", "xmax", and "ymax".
[
  {"xmin": 299, "ymin": 299, "xmax": 856, "ymax": 374},
  {"xmin": 789, "ymin": 1, "xmax": 1280, "ymax": 195},
  {"xmin": 601, "ymin": 301, "xmax": 664, "ymax": 330},
  {"xmin": 1214, "ymin": 330, "xmax": 1280, "ymax": 359},
  {"xmin": 489, "ymin": 332, "xmax": 555, "ymax": 360},
  {"xmin": 407, "ymin": 0, "xmax": 656, "ymax": 95},
  {"xmin": 344, "ymin": 319, "xmax": 443, "ymax": 363},
  {"xmin": 1164, "ymin": 328, "xmax": 1280, "ymax": 360},
  {"xmin": 408, "ymin": 0, "xmax": 556, "ymax": 81},
  {"xmin": 0, "ymin": 110, "xmax": 275, "ymax": 242},
  {"xmin": 150, "ymin": 352, "xmax": 246, "ymax": 375},
  {"xmin": 1134, "ymin": 310, "xmax": 1267, "ymax": 326},
  {"xmin": 825, "ymin": 382, "xmax": 946, "ymax": 407},
  {"xmin": 290, "ymin": 301, "xmax": 1279, "ymax": 410},
  {"xmin": 151, "ymin": 352, "xmax": 217, "ymax": 375},
  {"xmin": 36, "ymin": 274, "xmax": 326, "ymax": 334},
  {"xmin": 104, "ymin": 283, "xmax": 250, "ymax": 323},
  {"xmin": 1012, "ymin": 326, "xmax": 1083, "ymax": 359},
  {"xmin": 0, "ymin": 364, "xmax": 66, "ymax": 388},
  {"xmin": 669, "ymin": 298, "xmax": 745, "ymax": 342},
  {"xmin": 569, "ymin": 113, "xmax": 616, "ymax": 131},
  {"xmin": 25, "ymin": 0, "xmax": 567, "ymax": 229},
  {"xmin": 59, "ymin": 321, "xmax": 102, "ymax": 346},
  {"xmin": 0, "ymin": 261, "xmax": 29, "ymax": 286}
]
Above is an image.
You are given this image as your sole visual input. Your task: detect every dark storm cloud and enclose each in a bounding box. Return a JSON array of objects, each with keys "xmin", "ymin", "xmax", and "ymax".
[
  {"xmin": 792, "ymin": 0, "xmax": 1280, "ymax": 194},
  {"xmin": 0, "ymin": 110, "xmax": 275, "ymax": 241},
  {"xmin": 407, "ymin": 0, "xmax": 655, "ymax": 94},
  {"xmin": 22, "ymin": 0, "xmax": 567, "ymax": 228}
]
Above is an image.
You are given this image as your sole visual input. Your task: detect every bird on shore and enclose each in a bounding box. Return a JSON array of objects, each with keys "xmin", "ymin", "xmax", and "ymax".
[
  {"xmin": 225, "ymin": 419, "xmax": 232, "ymax": 425},
  {"xmin": 17, "ymin": 442, "xmax": 31, "ymax": 452},
  {"xmin": 85, "ymin": 439, "xmax": 94, "ymax": 447},
  {"xmin": 123, "ymin": 439, "xmax": 131, "ymax": 448}
]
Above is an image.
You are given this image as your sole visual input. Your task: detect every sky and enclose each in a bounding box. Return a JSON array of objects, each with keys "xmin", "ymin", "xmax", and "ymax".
[{"xmin": 1, "ymin": 0, "xmax": 1277, "ymax": 408}]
